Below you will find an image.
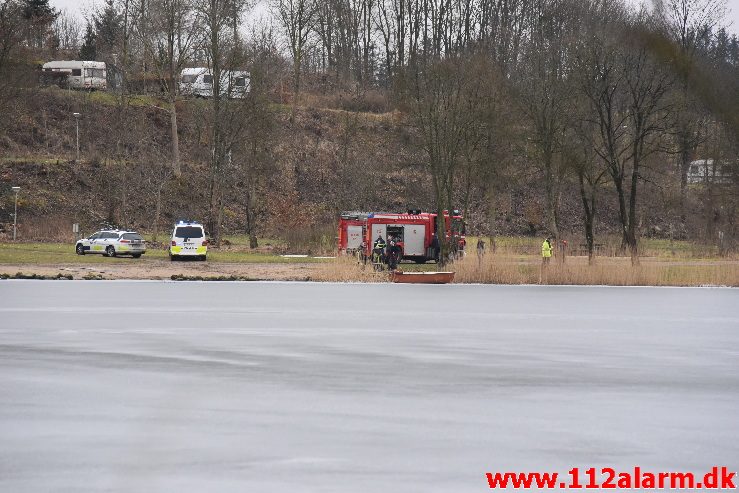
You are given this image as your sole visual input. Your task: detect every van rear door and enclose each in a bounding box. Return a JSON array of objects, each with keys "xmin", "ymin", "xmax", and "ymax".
[{"xmin": 175, "ymin": 226, "xmax": 204, "ymax": 253}]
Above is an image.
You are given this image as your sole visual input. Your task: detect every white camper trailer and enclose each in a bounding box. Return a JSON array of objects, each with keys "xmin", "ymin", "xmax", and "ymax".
[
  {"xmin": 687, "ymin": 159, "xmax": 733, "ymax": 185},
  {"xmin": 179, "ymin": 68, "xmax": 249, "ymax": 99},
  {"xmin": 42, "ymin": 61, "xmax": 107, "ymax": 90}
]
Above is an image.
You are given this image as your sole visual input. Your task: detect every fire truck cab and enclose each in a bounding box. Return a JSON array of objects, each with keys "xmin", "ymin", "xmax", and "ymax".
[{"xmin": 337, "ymin": 212, "xmax": 370, "ymax": 254}]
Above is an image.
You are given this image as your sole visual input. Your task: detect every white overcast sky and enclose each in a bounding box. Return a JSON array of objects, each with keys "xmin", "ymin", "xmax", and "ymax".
[
  {"xmin": 51, "ymin": 0, "xmax": 739, "ymax": 35},
  {"xmin": 51, "ymin": 0, "xmax": 270, "ymax": 23}
]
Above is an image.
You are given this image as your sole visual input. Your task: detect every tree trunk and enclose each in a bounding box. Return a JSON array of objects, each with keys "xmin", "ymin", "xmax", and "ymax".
[
  {"xmin": 292, "ymin": 53, "xmax": 301, "ymax": 121},
  {"xmin": 207, "ymin": 7, "xmax": 222, "ymax": 244},
  {"xmin": 543, "ymin": 151, "xmax": 559, "ymax": 239},
  {"xmin": 153, "ymin": 185, "xmax": 162, "ymax": 243},
  {"xmin": 170, "ymin": 98, "xmax": 181, "ymax": 177},
  {"xmin": 679, "ymin": 143, "xmax": 690, "ymax": 223},
  {"xmin": 120, "ymin": 159, "xmax": 127, "ymax": 226},
  {"xmin": 613, "ymin": 175, "xmax": 629, "ymax": 254},
  {"xmin": 628, "ymin": 154, "xmax": 640, "ymax": 266},
  {"xmin": 578, "ymin": 171, "xmax": 595, "ymax": 265},
  {"xmin": 215, "ymin": 195, "xmax": 224, "ymax": 247},
  {"xmin": 245, "ymin": 185, "xmax": 258, "ymax": 249},
  {"xmin": 485, "ymin": 186, "xmax": 496, "ymax": 253},
  {"xmin": 433, "ymin": 174, "xmax": 447, "ymax": 266}
]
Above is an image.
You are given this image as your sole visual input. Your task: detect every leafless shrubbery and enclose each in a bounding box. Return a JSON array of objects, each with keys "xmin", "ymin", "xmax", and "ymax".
[
  {"xmin": 282, "ymin": 223, "xmax": 336, "ymax": 255},
  {"xmin": 18, "ymin": 216, "xmax": 76, "ymax": 242},
  {"xmin": 337, "ymin": 90, "xmax": 390, "ymax": 114}
]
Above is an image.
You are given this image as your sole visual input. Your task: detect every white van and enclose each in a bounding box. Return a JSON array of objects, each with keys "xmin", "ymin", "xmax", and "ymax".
[
  {"xmin": 179, "ymin": 68, "xmax": 249, "ymax": 99},
  {"xmin": 170, "ymin": 220, "xmax": 208, "ymax": 261},
  {"xmin": 42, "ymin": 61, "xmax": 107, "ymax": 90}
]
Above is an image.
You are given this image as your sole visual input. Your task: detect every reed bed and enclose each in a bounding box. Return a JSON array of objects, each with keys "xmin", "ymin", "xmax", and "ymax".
[
  {"xmin": 309, "ymin": 255, "xmax": 387, "ymax": 282},
  {"xmin": 453, "ymin": 253, "xmax": 739, "ymax": 287},
  {"xmin": 311, "ymin": 253, "xmax": 738, "ymax": 286}
]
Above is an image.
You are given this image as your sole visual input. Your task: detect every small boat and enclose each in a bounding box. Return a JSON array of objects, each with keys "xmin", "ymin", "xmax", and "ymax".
[{"xmin": 390, "ymin": 270, "xmax": 455, "ymax": 284}]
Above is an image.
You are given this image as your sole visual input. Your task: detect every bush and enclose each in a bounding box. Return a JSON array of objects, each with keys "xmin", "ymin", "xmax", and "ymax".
[
  {"xmin": 338, "ymin": 90, "xmax": 390, "ymax": 113},
  {"xmin": 281, "ymin": 223, "xmax": 337, "ymax": 255}
]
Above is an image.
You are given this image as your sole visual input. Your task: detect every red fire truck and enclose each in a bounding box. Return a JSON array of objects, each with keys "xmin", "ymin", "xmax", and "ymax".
[
  {"xmin": 338, "ymin": 210, "xmax": 465, "ymax": 263},
  {"xmin": 337, "ymin": 211, "xmax": 370, "ymax": 253}
]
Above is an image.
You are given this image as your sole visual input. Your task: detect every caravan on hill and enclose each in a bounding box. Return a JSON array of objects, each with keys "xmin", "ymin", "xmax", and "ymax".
[
  {"xmin": 179, "ymin": 68, "xmax": 249, "ymax": 99},
  {"xmin": 686, "ymin": 159, "xmax": 734, "ymax": 185},
  {"xmin": 41, "ymin": 61, "xmax": 107, "ymax": 90}
]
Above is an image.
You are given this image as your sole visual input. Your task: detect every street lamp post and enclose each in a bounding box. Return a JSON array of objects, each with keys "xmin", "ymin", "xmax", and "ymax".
[
  {"xmin": 11, "ymin": 186, "xmax": 20, "ymax": 241},
  {"xmin": 73, "ymin": 112, "xmax": 81, "ymax": 162}
]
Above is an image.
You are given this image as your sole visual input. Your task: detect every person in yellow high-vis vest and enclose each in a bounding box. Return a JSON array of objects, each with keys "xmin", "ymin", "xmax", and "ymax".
[{"xmin": 541, "ymin": 237, "xmax": 553, "ymax": 266}]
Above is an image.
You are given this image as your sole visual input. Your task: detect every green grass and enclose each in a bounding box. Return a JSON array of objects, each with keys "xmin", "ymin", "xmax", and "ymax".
[
  {"xmin": 466, "ymin": 235, "xmax": 725, "ymax": 259},
  {"xmin": 0, "ymin": 242, "xmax": 327, "ymax": 264},
  {"xmin": 638, "ymin": 237, "xmax": 720, "ymax": 258},
  {"xmin": 220, "ymin": 235, "xmax": 287, "ymax": 249},
  {"xmin": 140, "ymin": 233, "xmax": 287, "ymax": 248}
]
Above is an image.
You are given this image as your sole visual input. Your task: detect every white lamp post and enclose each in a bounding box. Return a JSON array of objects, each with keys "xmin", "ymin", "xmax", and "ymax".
[
  {"xmin": 11, "ymin": 186, "xmax": 20, "ymax": 241},
  {"xmin": 73, "ymin": 112, "xmax": 81, "ymax": 162}
]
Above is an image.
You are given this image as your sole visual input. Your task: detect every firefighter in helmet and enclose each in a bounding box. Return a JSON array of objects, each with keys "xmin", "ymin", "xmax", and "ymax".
[
  {"xmin": 373, "ymin": 235, "xmax": 386, "ymax": 264},
  {"xmin": 386, "ymin": 235, "xmax": 401, "ymax": 270},
  {"xmin": 430, "ymin": 233, "xmax": 441, "ymax": 263}
]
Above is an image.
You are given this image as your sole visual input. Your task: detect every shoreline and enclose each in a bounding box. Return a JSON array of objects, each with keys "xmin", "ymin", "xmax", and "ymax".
[{"xmin": 1, "ymin": 256, "xmax": 737, "ymax": 286}]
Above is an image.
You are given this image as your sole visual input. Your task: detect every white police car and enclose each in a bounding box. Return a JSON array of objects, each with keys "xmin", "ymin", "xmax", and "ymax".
[
  {"xmin": 169, "ymin": 221, "xmax": 208, "ymax": 261},
  {"xmin": 75, "ymin": 230, "xmax": 146, "ymax": 258}
]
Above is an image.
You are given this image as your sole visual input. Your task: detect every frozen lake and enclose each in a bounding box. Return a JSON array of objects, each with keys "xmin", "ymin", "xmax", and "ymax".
[{"xmin": 0, "ymin": 281, "xmax": 737, "ymax": 492}]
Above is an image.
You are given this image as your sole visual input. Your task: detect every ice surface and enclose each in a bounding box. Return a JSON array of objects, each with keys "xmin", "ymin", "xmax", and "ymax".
[{"xmin": 0, "ymin": 281, "xmax": 737, "ymax": 492}]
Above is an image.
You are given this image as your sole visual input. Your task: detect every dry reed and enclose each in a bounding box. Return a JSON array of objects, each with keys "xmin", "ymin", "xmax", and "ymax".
[
  {"xmin": 309, "ymin": 252, "xmax": 739, "ymax": 286},
  {"xmin": 309, "ymin": 255, "xmax": 387, "ymax": 282},
  {"xmin": 453, "ymin": 253, "xmax": 739, "ymax": 287}
]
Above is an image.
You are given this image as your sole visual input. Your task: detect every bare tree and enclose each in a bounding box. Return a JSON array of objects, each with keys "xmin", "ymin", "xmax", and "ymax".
[
  {"xmin": 654, "ymin": 0, "xmax": 725, "ymax": 58},
  {"xmin": 194, "ymin": 0, "xmax": 249, "ymax": 241},
  {"xmin": 273, "ymin": 0, "xmax": 317, "ymax": 118},
  {"xmin": 515, "ymin": 0, "xmax": 582, "ymax": 240},
  {"xmin": 578, "ymin": 18, "xmax": 672, "ymax": 264},
  {"xmin": 140, "ymin": 0, "xmax": 198, "ymax": 177},
  {"xmin": 655, "ymin": 0, "xmax": 726, "ymax": 222},
  {"xmin": 0, "ymin": 0, "xmax": 27, "ymax": 121},
  {"xmin": 233, "ymin": 50, "xmax": 276, "ymax": 248},
  {"xmin": 52, "ymin": 9, "xmax": 82, "ymax": 53},
  {"xmin": 410, "ymin": 56, "xmax": 484, "ymax": 263},
  {"xmin": 565, "ymin": 110, "xmax": 609, "ymax": 263}
]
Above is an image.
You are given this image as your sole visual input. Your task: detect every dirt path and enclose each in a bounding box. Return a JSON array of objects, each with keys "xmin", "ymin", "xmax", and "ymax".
[{"xmin": 0, "ymin": 261, "xmax": 321, "ymax": 281}]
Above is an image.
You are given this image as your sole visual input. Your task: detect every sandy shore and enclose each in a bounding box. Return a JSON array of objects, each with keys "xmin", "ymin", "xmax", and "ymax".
[
  {"xmin": 0, "ymin": 260, "xmax": 322, "ymax": 281},
  {"xmin": 1, "ymin": 255, "xmax": 737, "ymax": 284}
]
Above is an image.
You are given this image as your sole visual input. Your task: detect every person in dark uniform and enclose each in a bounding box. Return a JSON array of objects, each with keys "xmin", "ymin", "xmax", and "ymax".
[
  {"xmin": 373, "ymin": 235, "xmax": 386, "ymax": 264},
  {"xmin": 430, "ymin": 233, "xmax": 440, "ymax": 263},
  {"xmin": 386, "ymin": 235, "xmax": 401, "ymax": 270}
]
